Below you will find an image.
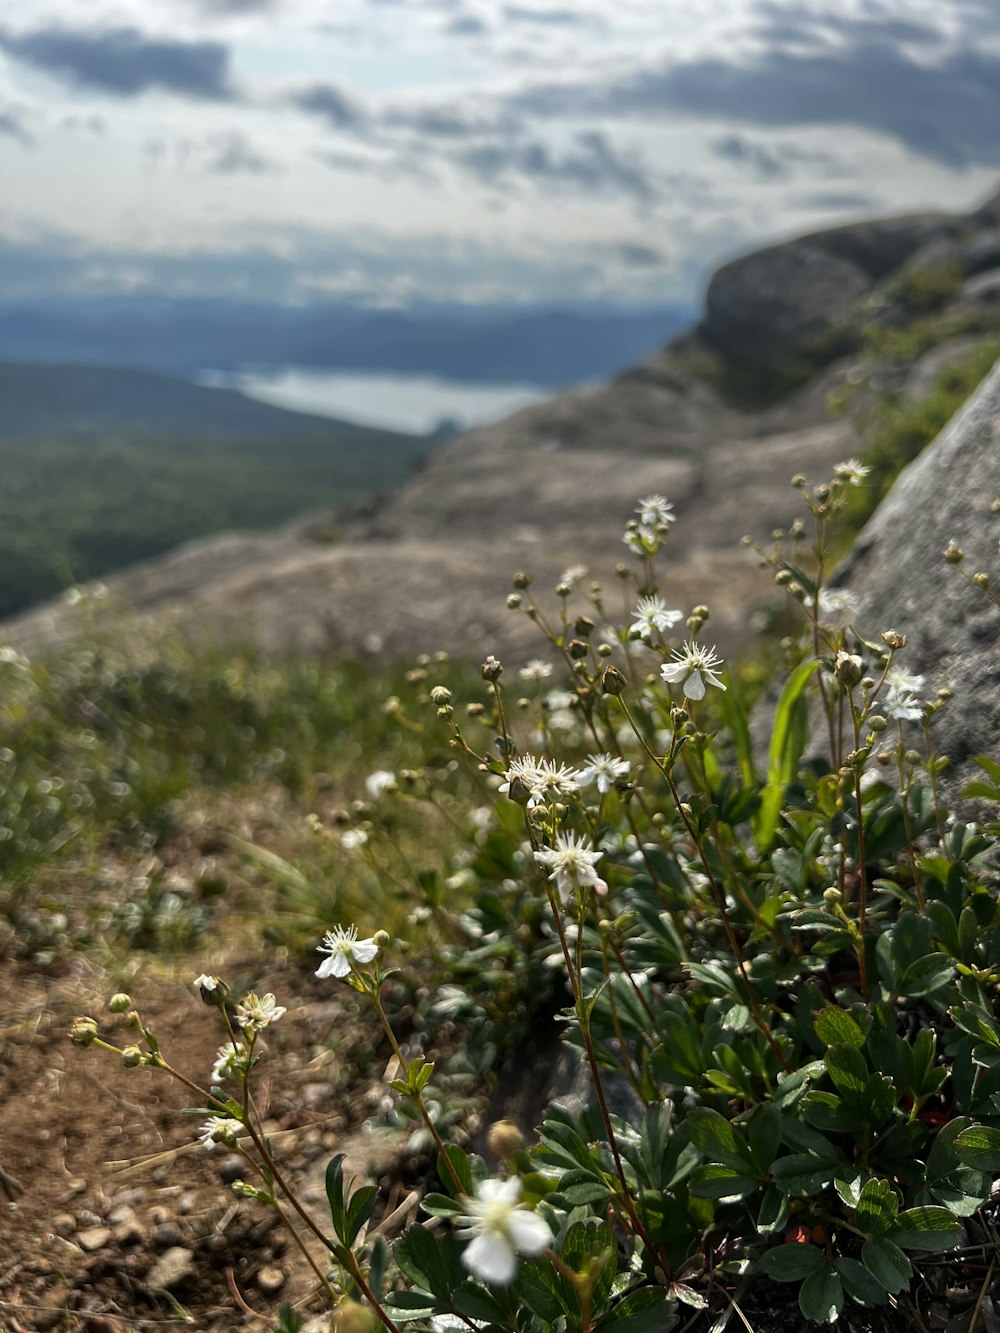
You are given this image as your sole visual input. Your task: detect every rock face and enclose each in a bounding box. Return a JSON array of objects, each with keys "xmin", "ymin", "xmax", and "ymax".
[
  {"xmin": 837, "ymin": 360, "xmax": 1000, "ymax": 781},
  {"xmin": 3, "ymin": 188, "xmax": 1000, "ymax": 667},
  {"xmin": 700, "ymin": 213, "xmax": 956, "ymax": 375}
]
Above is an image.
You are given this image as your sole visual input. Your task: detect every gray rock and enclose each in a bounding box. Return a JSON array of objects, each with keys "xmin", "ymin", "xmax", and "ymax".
[
  {"xmin": 76, "ymin": 1225, "xmax": 112, "ymax": 1252},
  {"xmin": 145, "ymin": 1246, "xmax": 196, "ymax": 1292},
  {"xmin": 837, "ymin": 357, "xmax": 1000, "ymax": 792}
]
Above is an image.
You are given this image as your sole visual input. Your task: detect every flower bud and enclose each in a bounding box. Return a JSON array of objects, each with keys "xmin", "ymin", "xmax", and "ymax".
[
  {"xmin": 193, "ymin": 974, "xmax": 230, "ymax": 1006},
  {"xmin": 568, "ymin": 638, "xmax": 588, "ymax": 660},
  {"xmin": 614, "ymin": 563, "xmax": 630, "ymax": 580},
  {"xmin": 973, "ymin": 572, "xmax": 990, "ymax": 589},
  {"xmin": 108, "ymin": 992, "xmax": 132, "ymax": 1014},
  {"xmin": 506, "ymin": 593, "xmax": 522, "ymax": 609},
  {"xmin": 868, "ymin": 715, "xmax": 888, "ymax": 732},
  {"xmin": 121, "ymin": 1045, "xmax": 144, "ymax": 1068},
  {"xmin": 555, "ymin": 582, "xmax": 572, "ymax": 598},
  {"xmin": 430, "ymin": 686, "xmax": 452, "ymax": 706},
  {"xmin": 481, "ymin": 655, "xmax": 503, "ymax": 682},
  {"xmin": 70, "ymin": 1016, "xmax": 99, "ymax": 1047},
  {"xmin": 791, "ymin": 474, "xmax": 807, "ymax": 489},
  {"xmin": 944, "ymin": 540, "xmax": 964, "ymax": 564},
  {"xmin": 466, "ymin": 702, "xmax": 486, "ymax": 718},
  {"xmin": 372, "ymin": 929, "xmax": 391, "ymax": 948},
  {"xmin": 880, "ymin": 629, "xmax": 908, "ymax": 650},
  {"xmin": 597, "ymin": 642, "xmax": 613, "ymax": 657},
  {"xmin": 333, "ymin": 1300, "xmax": 378, "ymax": 1333},
  {"xmin": 601, "ymin": 665, "xmax": 628, "ymax": 696},
  {"xmin": 487, "ymin": 1119, "xmax": 524, "ymax": 1158},
  {"xmin": 823, "ymin": 887, "xmax": 842, "ymax": 908},
  {"xmin": 834, "ymin": 651, "xmax": 863, "ymax": 687},
  {"xmin": 574, "ymin": 616, "xmax": 595, "ymax": 637},
  {"xmin": 670, "ymin": 706, "xmax": 688, "ymax": 726},
  {"xmin": 512, "ymin": 571, "xmax": 532, "ymax": 590}
]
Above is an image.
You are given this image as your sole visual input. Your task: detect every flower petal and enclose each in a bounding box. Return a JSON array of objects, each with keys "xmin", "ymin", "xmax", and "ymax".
[
  {"xmin": 316, "ymin": 952, "xmax": 351, "ymax": 979},
  {"xmin": 462, "ymin": 1232, "xmax": 517, "ymax": 1285},
  {"xmin": 352, "ymin": 939, "xmax": 380, "ymax": 963},
  {"xmin": 684, "ymin": 671, "xmax": 706, "ymax": 700},
  {"xmin": 507, "ymin": 1210, "xmax": 551, "ymax": 1256}
]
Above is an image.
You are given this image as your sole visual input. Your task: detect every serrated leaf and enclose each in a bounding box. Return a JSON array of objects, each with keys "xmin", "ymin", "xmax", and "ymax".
[
  {"xmin": 898, "ymin": 953, "xmax": 956, "ymax": 998},
  {"xmin": 771, "ymin": 1152, "xmax": 838, "ymax": 1197},
  {"xmin": 813, "ymin": 1007, "xmax": 866, "ymax": 1049},
  {"xmin": 757, "ymin": 1186, "xmax": 789, "ymax": 1234},
  {"xmin": 825, "ymin": 1043, "xmax": 868, "ymax": 1098},
  {"xmin": 759, "ymin": 1244, "xmax": 827, "ymax": 1282},
  {"xmin": 855, "ymin": 1178, "xmax": 898, "ymax": 1237},
  {"xmin": 597, "ymin": 1287, "xmax": 674, "ymax": 1333},
  {"xmin": 799, "ymin": 1268, "xmax": 843, "ymax": 1325},
  {"xmin": 888, "ymin": 1207, "xmax": 962, "ymax": 1252},
  {"xmin": 860, "ymin": 1237, "xmax": 911, "ymax": 1294},
  {"xmin": 956, "ymin": 1124, "xmax": 1000, "ymax": 1171}
]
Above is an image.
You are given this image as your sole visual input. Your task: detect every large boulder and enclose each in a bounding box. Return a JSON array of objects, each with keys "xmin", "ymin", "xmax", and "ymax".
[
  {"xmin": 838, "ymin": 357, "xmax": 1000, "ymax": 783},
  {"xmin": 701, "ymin": 214, "xmax": 955, "ymax": 377}
]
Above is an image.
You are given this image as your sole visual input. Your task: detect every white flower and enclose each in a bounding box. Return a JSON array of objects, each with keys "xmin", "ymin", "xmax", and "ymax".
[
  {"xmin": 577, "ymin": 753, "xmax": 630, "ymax": 794},
  {"xmin": 886, "ymin": 667, "xmax": 925, "ymax": 695},
  {"xmin": 533, "ymin": 832, "xmax": 606, "ymax": 899},
  {"xmin": 629, "ymin": 595, "xmax": 683, "ymax": 641},
  {"xmin": 883, "ymin": 686, "xmax": 924, "ymax": 723},
  {"xmin": 199, "ymin": 1115, "xmax": 243, "ymax": 1150},
  {"xmin": 659, "ymin": 643, "xmax": 727, "ymax": 700},
  {"xmin": 545, "ymin": 690, "xmax": 576, "ymax": 712},
  {"xmin": 519, "ymin": 659, "xmax": 553, "ymax": 682},
  {"xmin": 834, "ymin": 458, "xmax": 871, "ymax": 486},
  {"xmin": 340, "ymin": 828, "xmax": 368, "ymax": 850},
  {"xmin": 636, "ymin": 494, "xmax": 675, "ymax": 528},
  {"xmin": 498, "ymin": 756, "xmax": 579, "ymax": 807},
  {"xmin": 316, "ymin": 924, "xmax": 380, "ymax": 980},
  {"xmin": 365, "ymin": 770, "xmax": 396, "ymax": 799},
  {"xmin": 455, "ymin": 1178, "xmax": 550, "ymax": 1285},
  {"xmin": 211, "ymin": 1041, "xmax": 250, "ymax": 1084},
  {"xmin": 560, "ymin": 565, "xmax": 589, "ymax": 584},
  {"xmin": 234, "ymin": 991, "xmax": 286, "ymax": 1034},
  {"xmin": 815, "ymin": 588, "xmax": 857, "ymax": 617}
]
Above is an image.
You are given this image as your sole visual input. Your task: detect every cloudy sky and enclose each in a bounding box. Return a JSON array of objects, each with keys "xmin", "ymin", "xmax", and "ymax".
[{"xmin": 0, "ymin": 0, "xmax": 997, "ymax": 307}]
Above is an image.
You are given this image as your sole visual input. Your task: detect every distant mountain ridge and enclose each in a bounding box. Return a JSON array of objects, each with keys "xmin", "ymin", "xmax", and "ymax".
[
  {"xmin": 5, "ymin": 188, "xmax": 1000, "ymax": 661},
  {"xmin": 0, "ymin": 359, "xmax": 418, "ymax": 439},
  {"xmin": 0, "ymin": 298, "xmax": 696, "ymax": 389}
]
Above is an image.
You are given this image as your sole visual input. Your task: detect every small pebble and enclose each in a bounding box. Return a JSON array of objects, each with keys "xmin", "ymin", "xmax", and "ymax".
[
  {"xmin": 152, "ymin": 1222, "xmax": 183, "ymax": 1249},
  {"xmin": 218, "ymin": 1154, "xmax": 244, "ymax": 1184},
  {"xmin": 50, "ymin": 1213, "xmax": 77, "ymax": 1237},
  {"xmin": 145, "ymin": 1246, "xmax": 196, "ymax": 1292},
  {"xmin": 257, "ymin": 1266, "xmax": 286, "ymax": 1295},
  {"xmin": 76, "ymin": 1227, "xmax": 112, "ymax": 1252}
]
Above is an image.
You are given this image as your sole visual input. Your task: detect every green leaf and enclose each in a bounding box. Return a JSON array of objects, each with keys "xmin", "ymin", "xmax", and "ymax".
[
  {"xmin": 813, "ymin": 1006, "xmax": 866, "ymax": 1049},
  {"xmin": 748, "ymin": 1104, "xmax": 782, "ymax": 1174},
  {"xmin": 514, "ymin": 1259, "xmax": 571, "ymax": 1323},
  {"xmin": 421, "ymin": 1193, "xmax": 465, "ymax": 1217},
  {"xmin": 855, "ymin": 1178, "xmax": 898, "ymax": 1237},
  {"xmin": 771, "ymin": 1151, "xmax": 838, "ymax": 1197},
  {"xmin": 753, "ymin": 660, "xmax": 821, "ymax": 852},
  {"xmin": 325, "ymin": 1155, "xmax": 347, "ymax": 1243},
  {"xmin": 898, "ymin": 953, "xmax": 956, "ymax": 998},
  {"xmin": 835, "ymin": 1257, "xmax": 888, "ymax": 1308},
  {"xmin": 860, "ymin": 1237, "xmax": 911, "ymax": 1294},
  {"xmin": 825, "ymin": 1044, "xmax": 868, "ymax": 1098},
  {"xmin": 799, "ymin": 1268, "xmax": 843, "ymax": 1325},
  {"xmin": 759, "ymin": 1244, "xmax": 827, "ymax": 1282},
  {"xmin": 343, "ymin": 1184, "xmax": 378, "ymax": 1245},
  {"xmin": 689, "ymin": 1163, "xmax": 759, "ymax": 1200},
  {"xmin": 686, "ymin": 1107, "xmax": 754, "ymax": 1171},
  {"xmin": 562, "ymin": 1220, "xmax": 617, "ymax": 1309},
  {"xmin": 394, "ymin": 1226, "xmax": 464, "ymax": 1300},
  {"xmin": 757, "ymin": 1186, "xmax": 789, "ymax": 1235},
  {"xmin": 597, "ymin": 1288, "xmax": 675, "ymax": 1333},
  {"xmin": 437, "ymin": 1145, "xmax": 473, "ymax": 1197},
  {"xmin": 956, "ymin": 1124, "xmax": 1000, "ymax": 1172},
  {"xmin": 888, "ymin": 1207, "xmax": 962, "ymax": 1252}
]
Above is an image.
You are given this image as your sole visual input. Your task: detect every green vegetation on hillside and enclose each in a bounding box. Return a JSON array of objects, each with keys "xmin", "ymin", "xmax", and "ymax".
[{"xmin": 0, "ymin": 361, "xmax": 434, "ymax": 618}]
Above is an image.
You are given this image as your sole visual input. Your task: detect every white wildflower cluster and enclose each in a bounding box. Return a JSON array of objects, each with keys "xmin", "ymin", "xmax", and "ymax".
[
  {"xmin": 543, "ymin": 689, "xmax": 578, "ymax": 734},
  {"xmin": 198, "ymin": 1114, "xmax": 243, "ymax": 1150},
  {"xmin": 833, "ymin": 457, "xmax": 871, "ymax": 486},
  {"xmin": 315, "ymin": 924, "xmax": 380, "ymax": 979},
  {"xmin": 365, "ymin": 769, "xmax": 397, "ymax": 800},
  {"xmin": 211, "ymin": 1040, "xmax": 253, "ymax": 1084},
  {"xmin": 660, "ymin": 642, "xmax": 727, "ymax": 700},
  {"xmin": 234, "ymin": 992, "xmax": 286, "ymax": 1034},
  {"xmin": 456, "ymin": 1178, "xmax": 550, "ymax": 1284},
  {"xmin": 518, "ymin": 659, "xmax": 553, "ymax": 683},
  {"xmin": 629, "ymin": 595, "xmax": 683, "ymax": 642},
  {"xmin": 533, "ymin": 832, "xmax": 606, "ymax": 901},
  {"xmin": 810, "ymin": 587, "xmax": 858, "ymax": 618},
  {"xmin": 498, "ymin": 755, "xmax": 580, "ymax": 808},
  {"xmin": 576, "ymin": 753, "xmax": 630, "ymax": 794},
  {"xmin": 624, "ymin": 494, "xmax": 675, "ymax": 557}
]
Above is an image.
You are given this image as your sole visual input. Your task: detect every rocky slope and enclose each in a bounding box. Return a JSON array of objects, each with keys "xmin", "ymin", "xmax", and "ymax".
[{"xmin": 5, "ymin": 188, "xmax": 1000, "ymax": 665}]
